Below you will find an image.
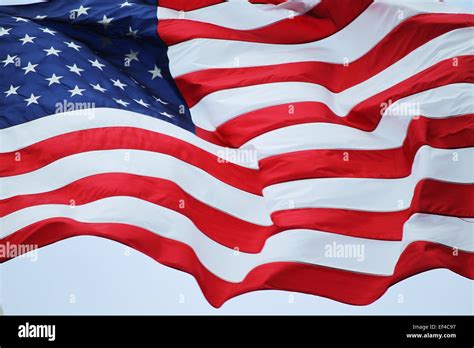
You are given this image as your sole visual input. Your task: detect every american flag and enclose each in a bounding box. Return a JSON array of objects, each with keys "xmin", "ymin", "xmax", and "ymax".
[{"xmin": 0, "ymin": 0, "xmax": 472, "ymax": 307}]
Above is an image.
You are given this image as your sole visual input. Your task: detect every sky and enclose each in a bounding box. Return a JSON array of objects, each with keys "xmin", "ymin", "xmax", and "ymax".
[
  {"xmin": 1, "ymin": 0, "xmax": 473, "ymax": 315},
  {"xmin": 2, "ymin": 236, "xmax": 473, "ymax": 315}
]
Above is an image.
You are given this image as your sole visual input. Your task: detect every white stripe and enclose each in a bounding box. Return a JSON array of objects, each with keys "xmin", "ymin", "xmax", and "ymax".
[
  {"xmin": 0, "ymin": 108, "xmax": 258, "ymax": 169},
  {"xmin": 188, "ymin": 28, "xmax": 473, "ymax": 130},
  {"xmin": 168, "ymin": 1, "xmax": 469, "ymax": 77},
  {"xmin": 1, "ymin": 198, "xmax": 471, "ymax": 281},
  {"xmin": 0, "ymin": 150, "xmax": 271, "ymax": 226},
  {"xmin": 263, "ymin": 146, "xmax": 474, "ymax": 213},
  {"xmin": 158, "ymin": 0, "xmax": 320, "ymax": 30},
  {"xmin": 243, "ymin": 84, "xmax": 474, "ymax": 158}
]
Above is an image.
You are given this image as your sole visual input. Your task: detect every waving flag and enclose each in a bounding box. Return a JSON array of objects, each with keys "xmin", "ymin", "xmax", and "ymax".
[{"xmin": 0, "ymin": 0, "xmax": 473, "ymax": 307}]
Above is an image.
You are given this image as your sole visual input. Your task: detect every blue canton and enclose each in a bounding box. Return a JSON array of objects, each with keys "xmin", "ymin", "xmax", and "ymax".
[{"xmin": 0, "ymin": 0, "xmax": 194, "ymax": 132}]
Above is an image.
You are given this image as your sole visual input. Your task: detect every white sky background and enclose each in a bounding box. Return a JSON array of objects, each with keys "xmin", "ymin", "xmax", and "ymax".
[{"xmin": 1, "ymin": 0, "xmax": 473, "ymax": 315}]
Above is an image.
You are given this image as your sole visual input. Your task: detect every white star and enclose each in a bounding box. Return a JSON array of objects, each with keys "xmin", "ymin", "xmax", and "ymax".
[
  {"xmin": 110, "ymin": 78, "xmax": 127, "ymax": 90},
  {"xmin": 34, "ymin": 15, "xmax": 47, "ymax": 20},
  {"xmin": 125, "ymin": 49, "xmax": 139, "ymax": 63},
  {"xmin": 68, "ymin": 85, "xmax": 86, "ymax": 97},
  {"xmin": 113, "ymin": 98, "xmax": 129, "ymax": 107},
  {"xmin": 90, "ymin": 83, "xmax": 107, "ymax": 93},
  {"xmin": 12, "ymin": 16, "xmax": 29, "ymax": 22},
  {"xmin": 134, "ymin": 99, "xmax": 150, "ymax": 108},
  {"xmin": 153, "ymin": 96, "xmax": 168, "ymax": 104},
  {"xmin": 22, "ymin": 61, "xmax": 38, "ymax": 75},
  {"xmin": 66, "ymin": 63, "xmax": 84, "ymax": 76},
  {"xmin": 160, "ymin": 111, "xmax": 174, "ymax": 118},
  {"xmin": 39, "ymin": 27, "xmax": 56, "ymax": 35},
  {"xmin": 148, "ymin": 65, "xmax": 162, "ymax": 80},
  {"xmin": 19, "ymin": 34, "xmax": 36, "ymax": 45},
  {"xmin": 64, "ymin": 41, "xmax": 81, "ymax": 51},
  {"xmin": 126, "ymin": 26, "xmax": 138, "ymax": 39},
  {"xmin": 45, "ymin": 73, "xmax": 63, "ymax": 86},
  {"xmin": 0, "ymin": 27, "xmax": 11, "ymax": 37},
  {"xmin": 98, "ymin": 15, "xmax": 113, "ymax": 29},
  {"xmin": 88, "ymin": 59, "xmax": 105, "ymax": 70},
  {"xmin": 44, "ymin": 46, "xmax": 62, "ymax": 56},
  {"xmin": 4, "ymin": 85, "xmax": 19, "ymax": 97},
  {"xmin": 24, "ymin": 93, "xmax": 41, "ymax": 106},
  {"xmin": 2, "ymin": 54, "xmax": 17, "ymax": 67},
  {"xmin": 119, "ymin": 1, "xmax": 134, "ymax": 8},
  {"xmin": 72, "ymin": 5, "xmax": 90, "ymax": 17}
]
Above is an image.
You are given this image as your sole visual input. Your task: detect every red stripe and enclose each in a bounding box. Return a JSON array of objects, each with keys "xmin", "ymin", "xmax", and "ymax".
[
  {"xmin": 158, "ymin": 0, "xmax": 224, "ymax": 11},
  {"xmin": 0, "ymin": 173, "xmax": 276, "ymax": 253},
  {"xmin": 1, "ymin": 176, "xmax": 470, "ymax": 250},
  {"xmin": 2, "ymin": 220, "xmax": 472, "ymax": 307},
  {"xmin": 260, "ymin": 116, "xmax": 474, "ymax": 185},
  {"xmin": 271, "ymin": 180, "xmax": 474, "ymax": 240},
  {"xmin": 0, "ymin": 127, "xmax": 262, "ymax": 195},
  {"xmin": 197, "ymin": 56, "xmax": 474, "ymax": 147},
  {"xmin": 175, "ymin": 14, "xmax": 473, "ymax": 107},
  {"xmin": 159, "ymin": 0, "xmax": 372, "ymax": 45}
]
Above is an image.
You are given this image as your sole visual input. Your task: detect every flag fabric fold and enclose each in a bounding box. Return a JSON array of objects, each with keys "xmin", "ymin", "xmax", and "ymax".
[{"xmin": 0, "ymin": 0, "xmax": 473, "ymax": 307}]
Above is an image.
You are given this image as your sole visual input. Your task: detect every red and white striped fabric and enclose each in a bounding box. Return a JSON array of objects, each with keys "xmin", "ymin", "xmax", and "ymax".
[{"xmin": 2, "ymin": 0, "xmax": 473, "ymax": 307}]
